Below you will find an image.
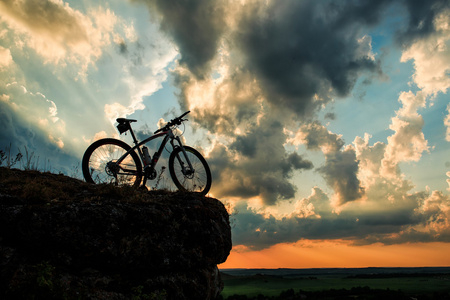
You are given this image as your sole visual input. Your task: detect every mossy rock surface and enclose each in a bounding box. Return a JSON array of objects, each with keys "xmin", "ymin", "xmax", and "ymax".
[{"xmin": 0, "ymin": 167, "xmax": 231, "ymax": 299}]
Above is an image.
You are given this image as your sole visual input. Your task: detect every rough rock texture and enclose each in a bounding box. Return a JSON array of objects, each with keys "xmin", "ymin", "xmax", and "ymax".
[{"xmin": 0, "ymin": 167, "xmax": 232, "ymax": 299}]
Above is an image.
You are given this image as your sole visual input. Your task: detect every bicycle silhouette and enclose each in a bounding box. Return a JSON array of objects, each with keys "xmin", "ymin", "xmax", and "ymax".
[{"xmin": 82, "ymin": 111, "xmax": 211, "ymax": 195}]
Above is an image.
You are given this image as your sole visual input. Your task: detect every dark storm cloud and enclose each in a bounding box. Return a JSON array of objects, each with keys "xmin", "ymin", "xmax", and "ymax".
[
  {"xmin": 300, "ymin": 121, "xmax": 344, "ymax": 152},
  {"xmin": 208, "ymin": 116, "xmax": 313, "ymax": 205},
  {"xmin": 318, "ymin": 149, "xmax": 365, "ymax": 206},
  {"xmin": 235, "ymin": 0, "xmax": 388, "ymax": 117},
  {"xmin": 230, "ymin": 189, "xmax": 449, "ymax": 250},
  {"xmin": 230, "ymin": 200, "xmax": 417, "ymax": 250},
  {"xmin": 396, "ymin": 0, "xmax": 450, "ymax": 47},
  {"xmin": 324, "ymin": 113, "xmax": 336, "ymax": 120},
  {"xmin": 299, "ymin": 121, "xmax": 364, "ymax": 205},
  {"xmin": 283, "ymin": 152, "xmax": 314, "ymax": 176},
  {"xmin": 118, "ymin": 41, "xmax": 128, "ymax": 55},
  {"xmin": 135, "ymin": 0, "xmax": 225, "ymax": 78}
]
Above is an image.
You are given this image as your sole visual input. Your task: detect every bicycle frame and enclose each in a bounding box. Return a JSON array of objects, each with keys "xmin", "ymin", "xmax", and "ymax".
[{"xmin": 115, "ymin": 125, "xmax": 194, "ymax": 182}]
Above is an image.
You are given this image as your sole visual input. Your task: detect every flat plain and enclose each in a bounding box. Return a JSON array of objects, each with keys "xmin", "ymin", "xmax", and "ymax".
[{"xmin": 220, "ymin": 267, "xmax": 450, "ymax": 298}]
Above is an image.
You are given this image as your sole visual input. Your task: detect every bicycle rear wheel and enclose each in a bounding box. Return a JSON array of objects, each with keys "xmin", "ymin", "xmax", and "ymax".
[
  {"xmin": 168, "ymin": 146, "xmax": 211, "ymax": 195},
  {"xmin": 82, "ymin": 138, "xmax": 142, "ymax": 187}
]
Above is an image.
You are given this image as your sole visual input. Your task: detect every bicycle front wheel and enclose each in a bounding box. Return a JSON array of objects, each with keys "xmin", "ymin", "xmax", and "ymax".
[
  {"xmin": 169, "ymin": 146, "xmax": 211, "ymax": 195},
  {"xmin": 82, "ymin": 138, "xmax": 142, "ymax": 187}
]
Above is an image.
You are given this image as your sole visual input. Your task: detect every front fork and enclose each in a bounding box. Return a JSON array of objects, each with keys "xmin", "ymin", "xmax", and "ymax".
[
  {"xmin": 140, "ymin": 136, "xmax": 194, "ymax": 187},
  {"xmin": 171, "ymin": 136, "xmax": 194, "ymax": 176}
]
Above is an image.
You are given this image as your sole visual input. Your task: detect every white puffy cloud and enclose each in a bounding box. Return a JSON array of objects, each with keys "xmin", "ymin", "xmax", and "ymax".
[
  {"xmin": 381, "ymin": 91, "xmax": 429, "ymax": 180},
  {"xmin": 400, "ymin": 8, "xmax": 450, "ymax": 96}
]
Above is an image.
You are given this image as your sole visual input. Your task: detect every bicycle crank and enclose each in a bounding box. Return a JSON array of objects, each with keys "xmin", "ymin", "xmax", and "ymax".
[{"xmin": 144, "ymin": 166, "xmax": 157, "ymax": 180}]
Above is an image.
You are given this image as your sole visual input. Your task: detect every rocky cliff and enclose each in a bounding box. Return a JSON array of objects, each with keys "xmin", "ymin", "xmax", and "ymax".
[{"xmin": 0, "ymin": 167, "xmax": 232, "ymax": 299}]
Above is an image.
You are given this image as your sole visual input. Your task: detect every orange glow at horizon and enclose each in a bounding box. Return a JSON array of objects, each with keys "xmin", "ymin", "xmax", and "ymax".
[{"xmin": 219, "ymin": 241, "xmax": 450, "ymax": 269}]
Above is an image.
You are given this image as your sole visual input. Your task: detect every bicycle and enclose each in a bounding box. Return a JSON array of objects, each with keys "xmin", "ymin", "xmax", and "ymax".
[{"xmin": 82, "ymin": 111, "xmax": 212, "ymax": 195}]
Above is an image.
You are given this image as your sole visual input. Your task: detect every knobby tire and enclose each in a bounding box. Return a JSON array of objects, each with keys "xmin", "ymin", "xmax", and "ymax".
[
  {"xmin": 168, "ymin": 146, "xmax": 211, "ymax": 195},
  {"xmin": 82, "ymin": 138, "xmax": 142, "ymax": 187}
]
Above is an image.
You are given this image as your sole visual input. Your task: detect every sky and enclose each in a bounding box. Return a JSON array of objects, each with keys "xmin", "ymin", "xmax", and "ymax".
[{"xmin": 1, "ymin": 0, "xmax": 450, "ymax": 269}]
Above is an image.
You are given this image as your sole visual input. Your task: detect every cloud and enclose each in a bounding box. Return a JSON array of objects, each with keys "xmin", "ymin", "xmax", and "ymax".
[
  {"xmin": 318, "ymin": 146, "xmax": 365, "ymax": 207},
  {"xmin": 379, "ymin": 6, "xmax": 450, "ymax": 181},
  {"xmin": 207, "ymin": 115, "xmax": 313, "ymax": 205},
  {"xmin": 400, "ymin": 7, "xmax": 450, "ymax": 96},
  {"xmin": 154, "ymin": 0, "xmax": 393, "ymax": 207},
  {"xmin": 417, "ymin": 191, "xmax": 450, "ymax": 235},
  {"xmin": 152, "ymin": 0, "xmax": 389, "ymax": 131},
  {"xmin": 152, "ymin": 0, "xmax": 449, "ymax": 250},
  {"xmin": 0, "ymin": 0, "xmax": 102, "ymax": 75},
  {"xmin": 288, "ymin": 122, "xmax": 364, "ymax": 206},
  {"xmin": 0, "ymin": 96, "xmax": 79, "ymax": 173},
  {"xmin": 173, "ymin": 62, "xmax": 265, "ymax": 136},
  {"xmin": 224, "ymin": 0, "xmax": 450, "ymax": 249},
  {"xmin": 234, "ymin": 0, "xmax": 386, "ymax": 118},
  {"xmin": 1, "ymin": 82, "xmax": 66, "ymax": 143},
  {"xmin": 381, "ymin": 91, "xmax": 429, "ymax": 179},
  {"xmin": 396, "ymin": 0, "xmax": 450, "ymax": 47},
  {"xmin": 357, "ymin": 191, "xmax": 450, "ymax": 245},
  {"xmin": 0, "ymin": 1, "xmax": 178, "ymax": 162},
  {"xmin": 291, "ymin": 121, "xmax": 344, "ymax": 154},
  {"xmin": 229, "ymin": 179, "xmax": 450, "ymax": 250},
  {"xmin": 353, "ymin": 134, "xmax": 386, "ymax": 186},
  {"xmin": 134, "ymin": 0, "xmax": 226, "ymax": 78},
  {"xmin": 0, "ymin": 0, "xmax": 158, "ymax": 79},
  {"xmin": 228, "ymin": 185, "xmax": 414, "ymax": 250},
  {"xmin": 0, "ymin": 0, "xmax": 89, "ymax": 45},
  {"xmin": 0, "ymin": 45, "xmax": 13, "ymax": 68}
]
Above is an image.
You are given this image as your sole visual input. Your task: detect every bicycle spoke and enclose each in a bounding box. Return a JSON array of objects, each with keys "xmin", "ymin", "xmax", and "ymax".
[
  {"xmin": 84, "ymin": 140, "xmax": 141, "ymax": 186},
  {"xmin": 169, "ymin": 147, "xmax": 211, "ymax": 194}
]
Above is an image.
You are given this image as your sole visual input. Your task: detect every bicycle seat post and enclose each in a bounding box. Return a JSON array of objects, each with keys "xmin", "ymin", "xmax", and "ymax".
[{"xmin": 128, "ymin": 125, "xmax": 139, "ymax": 146}]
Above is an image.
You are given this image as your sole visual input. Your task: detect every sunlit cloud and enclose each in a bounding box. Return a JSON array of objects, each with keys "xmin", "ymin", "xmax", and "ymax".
[
  {"xmin": 0, "ymin": 0, "xmax": 177, "ymax": 165},
  {"xmin": 0, "ymin": 45, "xmax": 13, "ymax": 68},
  {"xmin": 0, "ymin": 0, "xmax": 149, "ymax": 80},
  {"xmin": 400, "ymin": 8, "xmax": 450, "ymax": 97},
  {"xmin": 381, "ymin": 91, "xmax": 429, "ymax": 180},
  {"xmin": 1, "ymin": 82, "xmax": 66, "ymax": 148}
]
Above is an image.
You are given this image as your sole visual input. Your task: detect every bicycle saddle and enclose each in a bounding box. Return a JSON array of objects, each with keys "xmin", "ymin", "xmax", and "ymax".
[{"xmin": 116, "ymin": 118, "xmax": 137, "ymax": 124}]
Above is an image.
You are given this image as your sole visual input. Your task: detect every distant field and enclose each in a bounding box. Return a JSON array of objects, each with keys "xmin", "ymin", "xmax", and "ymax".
[{"xmin": 220, "ymin": 267, "xmax": 450, "ymax": 298}]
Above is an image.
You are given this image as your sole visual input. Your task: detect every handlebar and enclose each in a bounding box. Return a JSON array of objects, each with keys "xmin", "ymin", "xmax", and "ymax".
[{"xmin": 154, "ymin": 111, "xmax": 190, "ymax": 134}]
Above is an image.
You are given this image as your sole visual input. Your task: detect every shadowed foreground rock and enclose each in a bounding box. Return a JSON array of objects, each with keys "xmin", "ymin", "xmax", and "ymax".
[{"xmin": 0, "ymin": 167, "xmax": 231, "ymax": 299}]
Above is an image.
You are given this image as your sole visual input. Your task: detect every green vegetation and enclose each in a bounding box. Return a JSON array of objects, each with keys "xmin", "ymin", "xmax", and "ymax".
[{"xmin": 220, "ymin": 271, "xmax": 450, "ymax": 299}]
